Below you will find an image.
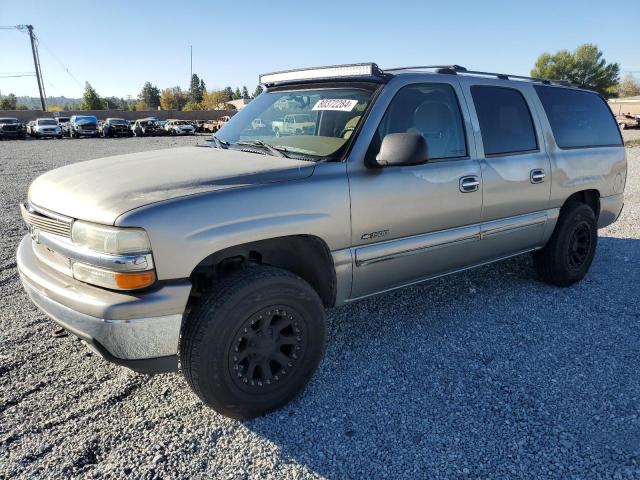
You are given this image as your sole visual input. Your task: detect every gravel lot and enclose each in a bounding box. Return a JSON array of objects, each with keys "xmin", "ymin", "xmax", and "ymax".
[{"xmin": 1, "ymin": 134, "xmax": 639, "ymax": 479}]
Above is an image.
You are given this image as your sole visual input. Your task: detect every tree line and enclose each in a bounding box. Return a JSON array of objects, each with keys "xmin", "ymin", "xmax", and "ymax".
[
  {"xmin": 72, "ymin": 73, "xmax": 264, "ymax": 112},
  {"xmin": 1, "ymin": 44, "xmax": 639, "ymax": 112}
]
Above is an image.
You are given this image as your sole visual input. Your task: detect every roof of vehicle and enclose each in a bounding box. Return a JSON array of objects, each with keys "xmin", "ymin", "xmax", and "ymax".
[
  {"xmin": 105, "ymin": 117, "xmax": 126, "ymax": 121},
  {"xmin": 0, "ymin": 117, "xmax": 19, "ymax": 121},
  {"xmin": 259, "ymin": 62, "xmax": 588, "ymax": 91}
]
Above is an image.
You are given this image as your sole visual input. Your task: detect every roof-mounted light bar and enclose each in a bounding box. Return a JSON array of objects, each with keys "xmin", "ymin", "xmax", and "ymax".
[{"xmin": 259, "ymin": 63, "xmax": 382, "ymax": 85}]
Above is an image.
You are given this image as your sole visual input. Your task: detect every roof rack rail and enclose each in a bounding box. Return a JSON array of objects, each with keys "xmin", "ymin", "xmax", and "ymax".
[
  {"xmin": 383, "ymin": 65, "xmax": 581, "ymax": 88},
  {"xmin": 384, "ymin": 65, "xmax": 468, "ymax": 74}
]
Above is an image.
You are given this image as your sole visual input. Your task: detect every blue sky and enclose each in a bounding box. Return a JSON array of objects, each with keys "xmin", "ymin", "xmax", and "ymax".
[{"xmin": 1, "ymin": 0, "xmax": 638, "ymax": 99}]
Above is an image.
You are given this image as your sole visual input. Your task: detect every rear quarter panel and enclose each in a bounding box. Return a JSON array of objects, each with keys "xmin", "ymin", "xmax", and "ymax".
[{"xmin": 527, "ymin": 91, "xmax": 627, "ymax": 207}]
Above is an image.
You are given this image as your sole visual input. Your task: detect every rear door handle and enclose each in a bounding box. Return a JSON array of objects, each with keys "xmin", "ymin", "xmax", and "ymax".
[
  {"xmin": 530, "ymin": 169, "xmax": 546, "ymax": 184},
  {"xmin": 459, "ymin": 175, "xmax": 480, "ymax": 193}
]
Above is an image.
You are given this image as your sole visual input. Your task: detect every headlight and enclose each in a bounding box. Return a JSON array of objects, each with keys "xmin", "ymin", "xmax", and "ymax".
[
  {"xmin": 70, "ymin": 221, "xmax": 155, "ymax": 290},
  {"xmin": 72, "ymin": 221, "xmax": 151, "ymax": 255}
]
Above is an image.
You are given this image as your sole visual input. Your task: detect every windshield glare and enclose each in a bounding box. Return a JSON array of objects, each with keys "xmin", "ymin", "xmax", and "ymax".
[
  {"xmin": 216, "ymin": 86, "xmax": 375, "ymax": 158},
  {"xmin": 37, "ymin": 119, "xmax": 56, "ymax": 125}
]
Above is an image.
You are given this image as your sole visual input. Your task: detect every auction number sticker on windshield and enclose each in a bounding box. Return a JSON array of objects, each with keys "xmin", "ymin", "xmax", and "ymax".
[{"xmin": 312, "ymin": 99, "xmax": 359, "ymax": 112}]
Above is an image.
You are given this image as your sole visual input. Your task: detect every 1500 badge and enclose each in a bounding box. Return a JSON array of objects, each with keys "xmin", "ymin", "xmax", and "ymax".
[{"xmin": 361, "ymin": 229, "xmax": 389, "ymax": 240}]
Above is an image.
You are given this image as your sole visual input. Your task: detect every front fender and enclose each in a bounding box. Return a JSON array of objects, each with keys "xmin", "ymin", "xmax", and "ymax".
[{"xmin": 115, "ymin": 162, "xmax": 351, "ymax": 280}]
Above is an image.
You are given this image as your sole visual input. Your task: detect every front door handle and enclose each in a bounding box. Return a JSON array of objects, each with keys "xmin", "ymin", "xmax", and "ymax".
[
  {"xmin": 459, "ymin": 175, "xmax": 480, "ymax": 193},
  {"xmin": 530, "ymin": 169, "xmax": 546, "ymax": 184}
]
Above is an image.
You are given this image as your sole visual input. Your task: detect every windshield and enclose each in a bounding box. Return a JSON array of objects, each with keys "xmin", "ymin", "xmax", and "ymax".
[
  {"xmin": 75, "ymin": 116, "xmax": 97, "ymax": 123},
  {"xmin": 216, "ymin": 86, "xmax": 375, "ymax": 159},
  {"xmin": 37, "ymin": 119, "xmax": 57, "ymax": 126},
  {"xmin": 0, "ymin": 118, "xmax": 18, "ymax": 124},
  {"xmin": 108, "ymin": 119, "xmax": 127, "ymax": 124}
]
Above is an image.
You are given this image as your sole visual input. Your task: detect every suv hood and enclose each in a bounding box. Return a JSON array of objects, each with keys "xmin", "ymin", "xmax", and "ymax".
[{"xmin": 29, "ymin": 146, "xmax": 315, "ymax": 225}]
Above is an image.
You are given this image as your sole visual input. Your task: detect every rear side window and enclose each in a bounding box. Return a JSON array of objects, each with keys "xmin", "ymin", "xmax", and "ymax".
[
  {"xmin": 471, "ymin": 86, "xmax": 538, "ymax": 156},
  {"xmin": 534, "ymin": 85, "xmax": 622, "ymax": 149}
]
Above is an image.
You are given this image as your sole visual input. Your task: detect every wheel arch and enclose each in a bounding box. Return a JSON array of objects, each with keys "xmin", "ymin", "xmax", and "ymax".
[
  {"xmin": 188, "ymin": 234, "xmax": 337, "ymax": 308},
  {"xmin": 561, "ymin": 189, "xmax": 600, "ymax": 220}
]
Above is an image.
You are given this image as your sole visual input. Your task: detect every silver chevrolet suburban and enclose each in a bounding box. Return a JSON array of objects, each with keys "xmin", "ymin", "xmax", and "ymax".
[{"xmin": 17, "ymin": 63, "xmax": 626, "ymax": 419}]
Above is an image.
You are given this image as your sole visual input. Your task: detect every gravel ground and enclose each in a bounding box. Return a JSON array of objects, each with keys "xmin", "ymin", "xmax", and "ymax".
[{"xmin": 1, "ymin": 134, "xmax": 639, "ymax": 479}]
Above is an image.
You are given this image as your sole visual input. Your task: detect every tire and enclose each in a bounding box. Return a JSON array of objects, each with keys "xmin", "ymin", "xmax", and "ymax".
[
  {"xmin": 181, "ymin": 266, "xmax": 326, "ymax": 420},
  {"xmin": 532, "ymin": 202, "xmax": 598, "ymax": 287}
]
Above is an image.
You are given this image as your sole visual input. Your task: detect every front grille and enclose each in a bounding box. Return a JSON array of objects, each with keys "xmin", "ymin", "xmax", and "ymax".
[
  {"xmin": 20, "ymin": 204, "xmax": 72, "ymax": 238},
  {"xmin": 2, "ymin": 125, "xmax": 18, "ymax": 132},
  {"xmin": 79, "ymin": 124, "xmax": 97, "ymax": 130}
]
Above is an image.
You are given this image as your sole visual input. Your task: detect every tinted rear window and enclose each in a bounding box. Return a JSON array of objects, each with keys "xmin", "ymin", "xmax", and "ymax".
[
  {"xmin": 534, "ymin": 85, "xmax": 622, "ymax": 149},
  {"xmin": 471, "ymin": 86, "xmax": 538, "ymax": 156}
]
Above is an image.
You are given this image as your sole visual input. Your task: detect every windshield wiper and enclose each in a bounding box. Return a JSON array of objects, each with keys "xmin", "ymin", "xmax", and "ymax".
[
  {"xmin": 204, "ymin": 134, "xmax": 229, "ymax": 149},
  {"xmin": 234, "ymin": 140, "xmax": 290, "ymax": 158}
]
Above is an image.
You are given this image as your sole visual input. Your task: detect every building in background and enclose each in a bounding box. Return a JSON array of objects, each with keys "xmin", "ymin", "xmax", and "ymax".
[
  {"xmin": 609, "ymin": 96, "xmax": 640, "ymax": 116},
  {"xmin": 227, "ymin": 98, "xmax": 251, "ymax": 110}
]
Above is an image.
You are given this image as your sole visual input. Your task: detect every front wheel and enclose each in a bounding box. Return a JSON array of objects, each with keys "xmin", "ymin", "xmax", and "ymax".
[
  {"xmin": 181, "ymin": 266, "xmax": 326, "ymax": 420},
  {"xmin": 532, "ymin": 202, "xmax": 597, "ymax": 287}
]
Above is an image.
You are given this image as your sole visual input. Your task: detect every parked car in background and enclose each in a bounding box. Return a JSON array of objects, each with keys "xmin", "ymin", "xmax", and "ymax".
[
  {"xmin": 216, "ymin": 115, "xmax": 231, "ymax": 131},
  {"xmin": 132, "ymin": 118, "xmax": 165, "ymax": 137},
  {"xmin": 26, "ymin": 120, "xmax": 37, "ymax": 137},
  {"xmin": 55, "ymin": 117, "xmax": 71, "ymax": 137},
  {"xmin": 271, "ymin": 113, "xmax": 316, "ymax": 137},
  {"xmin": 164, "ymin": 119, "xmax": 196, "ymax": 135},
  {"xmin": 251, "ymin": 118, "xmax": 266, "ymax": 129},
  {"xmin": 192, "ymin": 120, "xmax": 206, "ymax": 133},
  {"xmin": 203, "ymin": 119, "xmax": 218, "ymax": 133},
  {"xmin": 69, "ymin": 115, "xmax": 99, "ymax": 138},
  {"xmin": 100, "ymin": 118, "xmax": 132, "ymax": 137},
  {"xmin": 616, "ymin": 113, "xmax": 640, "ymax": 130},
  {"xmin": 33, "ymin": 118, "xmax": 63, "ymax": 139},
  {"xmin": 0, "ymin": 117, "xmax": 27, "ymax": 140}
]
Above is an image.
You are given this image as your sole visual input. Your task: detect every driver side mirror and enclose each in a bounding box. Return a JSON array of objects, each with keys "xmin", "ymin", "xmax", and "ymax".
[{"xmin": 372, "ymin": 133, "xmax": 428, "ymax": 167}]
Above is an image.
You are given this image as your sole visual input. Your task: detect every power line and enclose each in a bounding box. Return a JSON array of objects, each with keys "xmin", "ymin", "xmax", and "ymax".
[
  {"xmin": 0, "ymin": 74, "xmax": 36, "ymax": 78},
  {"xmin": 36, "ymin": 36, "xmax": 84, "ymax": 89}
]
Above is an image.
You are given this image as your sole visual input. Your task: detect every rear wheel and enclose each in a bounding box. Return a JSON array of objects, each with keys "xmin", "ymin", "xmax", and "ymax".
[
  {"xmin": 533, "ymin": 202, "xmax": 597, "ymax": 287},
  {"xmin": 181, "ymin": 266, "xmax": 326, "ymax": 419}
]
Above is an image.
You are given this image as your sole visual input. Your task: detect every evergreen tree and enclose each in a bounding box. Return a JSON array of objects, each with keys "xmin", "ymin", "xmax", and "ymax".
[
  {"xmin": 189, "ymin": 74, "xmax": 205, "ymax": 103},
  {"xmin": 80, "ymin": 82, "xmax": 105, "ymax": 110},
  {"xmin": 253, "ymin": 85, "xmax": 264, "ymax": 98},
  {"xmin": 531, "ymin": 44, "xmax": 619, "ymax": 97},
  {"xmin": 139, "ymin": 82, "xmax": 161, "ymax": 109}
]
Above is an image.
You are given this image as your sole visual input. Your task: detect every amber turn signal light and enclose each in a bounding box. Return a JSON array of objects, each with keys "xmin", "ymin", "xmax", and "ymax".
[{"xmin": 114, "ymin": 271, "xmax": 156, "ymax": 290}]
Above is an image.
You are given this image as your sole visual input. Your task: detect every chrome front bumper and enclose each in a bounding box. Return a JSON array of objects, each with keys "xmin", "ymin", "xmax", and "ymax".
[{"xmin": 17, "ymin": 235, "xmax": 191, "ymax": 372}]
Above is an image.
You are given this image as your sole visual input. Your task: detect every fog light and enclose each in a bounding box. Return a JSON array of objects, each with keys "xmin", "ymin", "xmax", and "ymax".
[{"xmin": 73, "ymin": 262, "xmax": 155, "ymax": 290}]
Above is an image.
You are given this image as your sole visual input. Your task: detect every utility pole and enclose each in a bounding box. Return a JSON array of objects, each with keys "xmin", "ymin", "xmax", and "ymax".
[{"xmin": 26, "ymin": 25, "xmax": 46, "ymax": 111}]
